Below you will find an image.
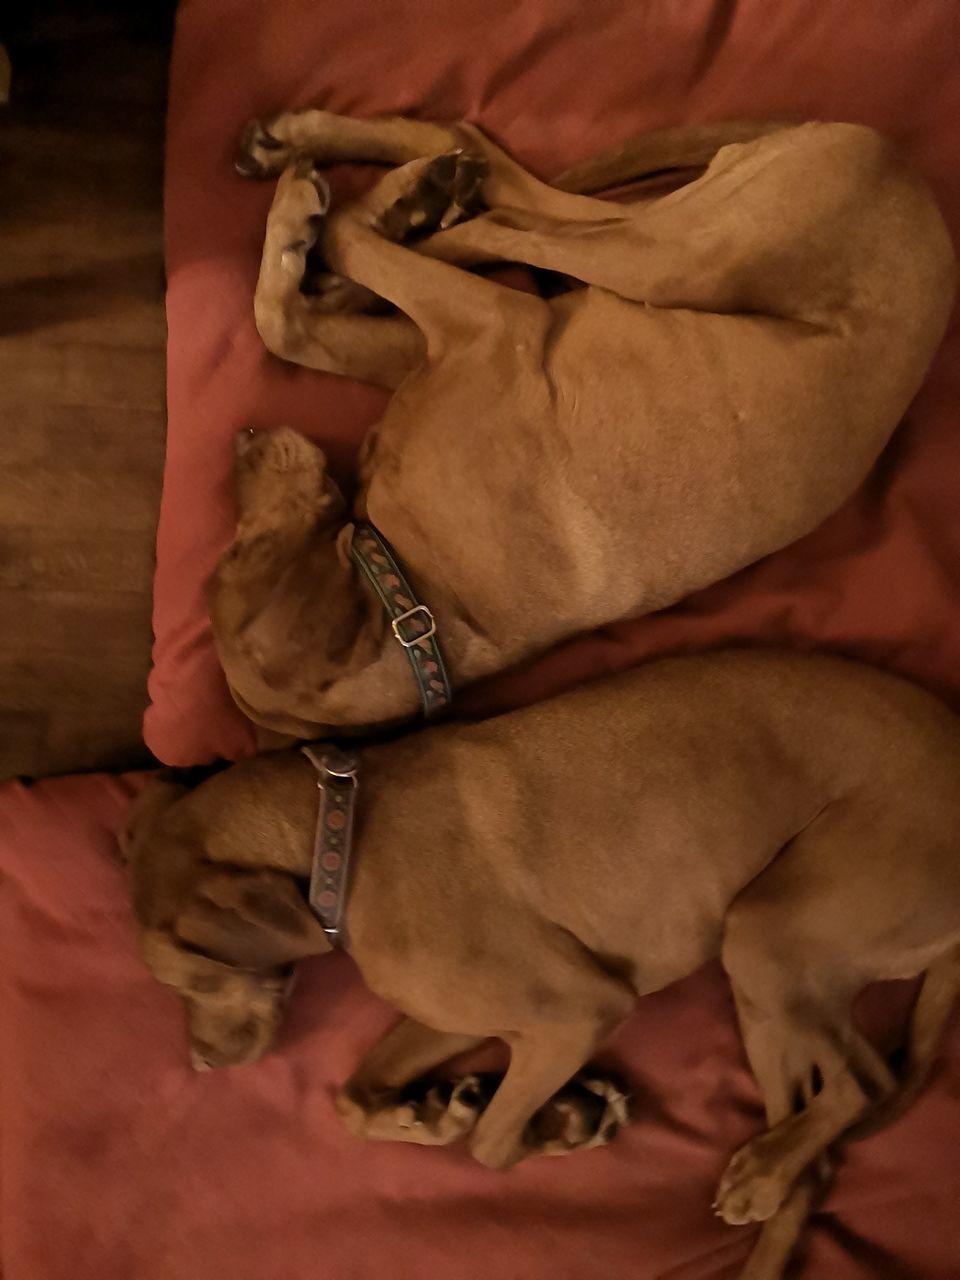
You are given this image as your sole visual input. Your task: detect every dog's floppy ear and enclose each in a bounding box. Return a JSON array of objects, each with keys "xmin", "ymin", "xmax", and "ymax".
[{"xmin": 174, "ymin": 867, "xmax": 331, "ymax": 970}]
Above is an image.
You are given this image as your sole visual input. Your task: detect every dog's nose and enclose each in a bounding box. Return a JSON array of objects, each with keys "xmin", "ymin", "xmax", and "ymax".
[{"xmin": 235, "ymin": 428, "xmax": 258, "ymax": 458}]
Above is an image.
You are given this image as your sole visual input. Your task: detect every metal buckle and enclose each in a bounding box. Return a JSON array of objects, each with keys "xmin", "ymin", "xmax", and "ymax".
[
  {"xmin": 302, "ymin": 745, "xmax": 358, "ymax": 785},
  {"xmin": 391, "ymin": 603, "xmax": 437, "ymax": 648},
  {"xmin": 320, "ymin": 751, "xmax": 358, "ymax": 781}
]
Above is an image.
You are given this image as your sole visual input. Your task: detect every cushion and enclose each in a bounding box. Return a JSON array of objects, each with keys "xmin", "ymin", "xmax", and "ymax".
[
  {"xmin": 1, "ymin": 772, "xmax": 958, "ymax": 1279},
  {"xmin": 147, "ymin": 0, "xmax": 960, "ymax": 765}
]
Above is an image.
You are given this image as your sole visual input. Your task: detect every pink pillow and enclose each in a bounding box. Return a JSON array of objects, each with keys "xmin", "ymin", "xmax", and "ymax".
[
  {"xmin": 148, "ymin": 0, "xmax": 960, "ymax": 765},
  {"xmin": 2, "ymin": 772, "xmax": 958, "ymax": 1279}
]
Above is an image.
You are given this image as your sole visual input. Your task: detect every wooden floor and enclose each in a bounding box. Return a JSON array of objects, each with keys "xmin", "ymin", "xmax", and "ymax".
[{"xmin": 0, "ymin": 5, "xmax": 173, "ymax": 780}]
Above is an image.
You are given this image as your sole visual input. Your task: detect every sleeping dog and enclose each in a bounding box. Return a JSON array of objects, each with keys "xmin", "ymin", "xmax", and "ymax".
[
  {"xmin": 122, "ymin": 649, "xmax": 960, "ymax": 1280},
  {"xmin": 212, "ymin": 115, "xmax": 954, "ymax": 738}
]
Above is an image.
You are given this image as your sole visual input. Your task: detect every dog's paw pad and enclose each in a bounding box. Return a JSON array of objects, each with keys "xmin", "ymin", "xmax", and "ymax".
[
  {"xmin": 380, "ymin": 150, "xmax": 488, "ymax": 241},
  {"xmin": 236, "ymin": 118, "xmax": 290, "ymax": 177},
  {"xmin": 399, "ymin": 1072, "xmax": 499, "ymax": 1142},
  {"xmin": 525, "ymin": 1072, "xmax": 633, "ymax": 1157},
  {"xmin": 448, "ymin": 1073, "xmax": 499, "ymax": 1122}
]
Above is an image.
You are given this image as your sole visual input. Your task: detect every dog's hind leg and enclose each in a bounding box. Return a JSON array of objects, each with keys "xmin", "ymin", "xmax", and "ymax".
[
  {"xmin": 713, "ymin": 812, "xmax": 918, "ymax": 1238},
  {"xmin": 237, "ymin": 112, "xmax": 626, "ymax": 224},
  {"xmin": 718, "ymin": 982, "xmax": 834, "ymax": 1279},
  {"xmin": 714, "ymin": 1038, "xmax": 877, "ymax": 1228},
  {"xmin": 419, "ymin": 124, "xmax": 893, "ymax": 323}
]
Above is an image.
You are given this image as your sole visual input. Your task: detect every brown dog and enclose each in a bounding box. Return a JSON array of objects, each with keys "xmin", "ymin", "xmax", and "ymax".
[
  {"xmin": 123, "ymin": 649, "xmax": 960, "ymax": 1280},
  {"xmin": 211, "ymin": 114, "xmax": 954, "ymax": 738}
]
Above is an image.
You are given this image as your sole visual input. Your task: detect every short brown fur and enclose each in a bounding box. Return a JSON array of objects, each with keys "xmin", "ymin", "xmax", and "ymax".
[
  {"xmin": 213, "ymin": 115, "xmax": 954, "ymax": 738},
  {"xmin": 124, "ymin": 650, "xmax": 960, "ymax": 1279}
]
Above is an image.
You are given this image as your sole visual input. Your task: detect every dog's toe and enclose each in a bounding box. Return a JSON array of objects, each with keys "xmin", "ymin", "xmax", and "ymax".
[
  {"xmin": 715, "ymin": 1142, "xmax": 792, "ymax": 1224},
  {"xmin": 380, "ymin": 150, "xmax": 487, "ymax": 241},
  {"xmin": 439, "ymin": 152, "xmax": 487, "ymax": 228},
  {"xmin": 291, "ymin": 156, "xmax": 332, "ymax": 211},
  {"xmin": 525, "ymin": 1072, "xmax": 633, "ymax": 1158},
  {"xmin": 399, "ymin": 1072, "xmax": 498, "ymax": 1143},
  {"xmin": 448, "ymin": 1072, "xmax": 500, "ymax": 1123}
]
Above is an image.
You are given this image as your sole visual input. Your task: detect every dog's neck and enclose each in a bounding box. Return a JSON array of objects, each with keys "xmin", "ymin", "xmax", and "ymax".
[
  {"xmin": 216, "ymin": 505, "xmax": 507, "ymax": 736},
  {"xmin": 216, "ymin": 516, "xmax": 427, "ymax": 733}
]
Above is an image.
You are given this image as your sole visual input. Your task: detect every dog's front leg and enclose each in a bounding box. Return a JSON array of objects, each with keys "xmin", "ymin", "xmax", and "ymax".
[
  {"xmin": 236, "ymin": 110, "xmax": 462, "ymax": 177},
  {"xmin": 254, "ymin": 163, "xmax": 424, "ymax": 387},
  {"xmin": 336, "ymin": 1015, "xmax": 633, "ymax": 1160},
  {"xmin": 469, "ymin": 998, "xmax": 632, "ymax": 1171},
  {"xmin": 336, "ymin": 1018, "xmax": 488, "ymax": 1146}
]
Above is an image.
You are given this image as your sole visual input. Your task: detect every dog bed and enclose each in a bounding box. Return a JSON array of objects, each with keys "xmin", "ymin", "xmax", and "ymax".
[
  {"xmin": 6, "ymin": 1, "xmax": 958, "ymax": 1277},
  {"xmin": 1, "ymin": 772, "xmax": 958, "ymax": 1280},
  {"xmin": 147, "ymin": 0, "xmax": 960, "ymax": 767}
]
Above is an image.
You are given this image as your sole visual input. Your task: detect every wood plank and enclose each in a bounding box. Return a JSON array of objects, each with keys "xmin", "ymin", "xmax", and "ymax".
[{"xmin": 0, "ymin": 2, "xmax": 173, "ymax": 781}]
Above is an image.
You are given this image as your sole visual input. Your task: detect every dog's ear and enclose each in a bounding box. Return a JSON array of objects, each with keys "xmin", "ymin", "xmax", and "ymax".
[{"xmin": 174, "ymin": 867, "xmax": 330, "ymax": 970}]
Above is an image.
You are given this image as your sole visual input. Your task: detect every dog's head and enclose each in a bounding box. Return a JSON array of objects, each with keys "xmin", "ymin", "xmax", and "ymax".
[
  {"xmin": 212, "ymin": 427, "xmax": 395, "ymax": 728},
  {"xmin": 122, "ymin": 771, "xmax": 330, "ymax": 1070},
  {"xmin": 138, "ymin": 924, "xmax": 294, "ymax": 1070},
  {"xmin": 231, "ymin": 425, "xmax": 340, "ymax": 533}
]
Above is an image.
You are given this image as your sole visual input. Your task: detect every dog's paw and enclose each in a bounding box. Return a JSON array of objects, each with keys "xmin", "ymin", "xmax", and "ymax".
[
  {"xmin": 524, "ymin": 1072, "xmax": 633, "ymax": 1158},
  {"xmin": 272, "ymin": 159, "xmax": 332, "ymax": 281},
  {"xmin": 337, "ymin": 1072, "xmax": 499, "ymax": 1147},
  {"xmin": 236, "ymin": 118, "xmax": 291, "ymax": 177},
  {"xmin": 399, "ymin": 1072, "xmax": 500, "ymax": 1143},
  {"xmin": 290, "ymin": 155, "xmax": 332, "ymax": 206},
  {"xmin": 714, "ymin": 1139, "xmax": 793, "ymax": 1225},
  {"xmin": 380, "ymin": 150, "xmax": 487, "ymax": 241}
]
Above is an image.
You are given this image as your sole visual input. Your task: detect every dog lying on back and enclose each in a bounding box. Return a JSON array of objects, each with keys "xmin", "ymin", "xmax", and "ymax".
[
  {"xmin": 123, "ymin": 650, "xmax": 960, "ymax": 1280},
  {"xmin": 211, "ymin": 114, "xmax": 954, "ymax": 738}
]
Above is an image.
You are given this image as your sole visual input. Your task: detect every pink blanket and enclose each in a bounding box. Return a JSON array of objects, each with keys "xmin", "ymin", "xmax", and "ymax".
[{"xmin": 1, "ymin": 774, "xmax": 958, "ymax": 1279}]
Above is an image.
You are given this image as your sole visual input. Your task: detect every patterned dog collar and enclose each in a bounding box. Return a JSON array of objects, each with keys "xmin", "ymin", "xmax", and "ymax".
[
  {"xmin": 302, "ymin": 745, "xmax": 360, "ymax": 945},
  {"xmin": 349, "ymin": 522, "xmax": 452, "ymax": 719}
]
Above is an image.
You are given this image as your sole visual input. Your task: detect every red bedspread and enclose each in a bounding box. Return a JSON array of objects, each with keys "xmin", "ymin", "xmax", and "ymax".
[{"xmin": 1, "ymin": 774, "xmax": 958, "ymax": 1280}]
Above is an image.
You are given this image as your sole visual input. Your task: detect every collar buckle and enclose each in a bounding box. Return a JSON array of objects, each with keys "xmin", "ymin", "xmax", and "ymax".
[
  {"xmin": 391, "ymin": 603, "xmax": 437, "ymax": 648},
  {"xmin": 349, "ymin": 523, "xmax": 452, "ymax": 718},
  {"xmin": 319, "ymin": 751, "xmax": 358, "ymax": 781}
]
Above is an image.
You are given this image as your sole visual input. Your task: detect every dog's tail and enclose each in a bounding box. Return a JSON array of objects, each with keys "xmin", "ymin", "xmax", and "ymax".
[
  {"xmin": 552, "ymin": 119, "xmax": 789, "ymax": 195},
  {"xmin": 850, "ymin": 944, "xmax": 960, "ymax": 1141}
]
